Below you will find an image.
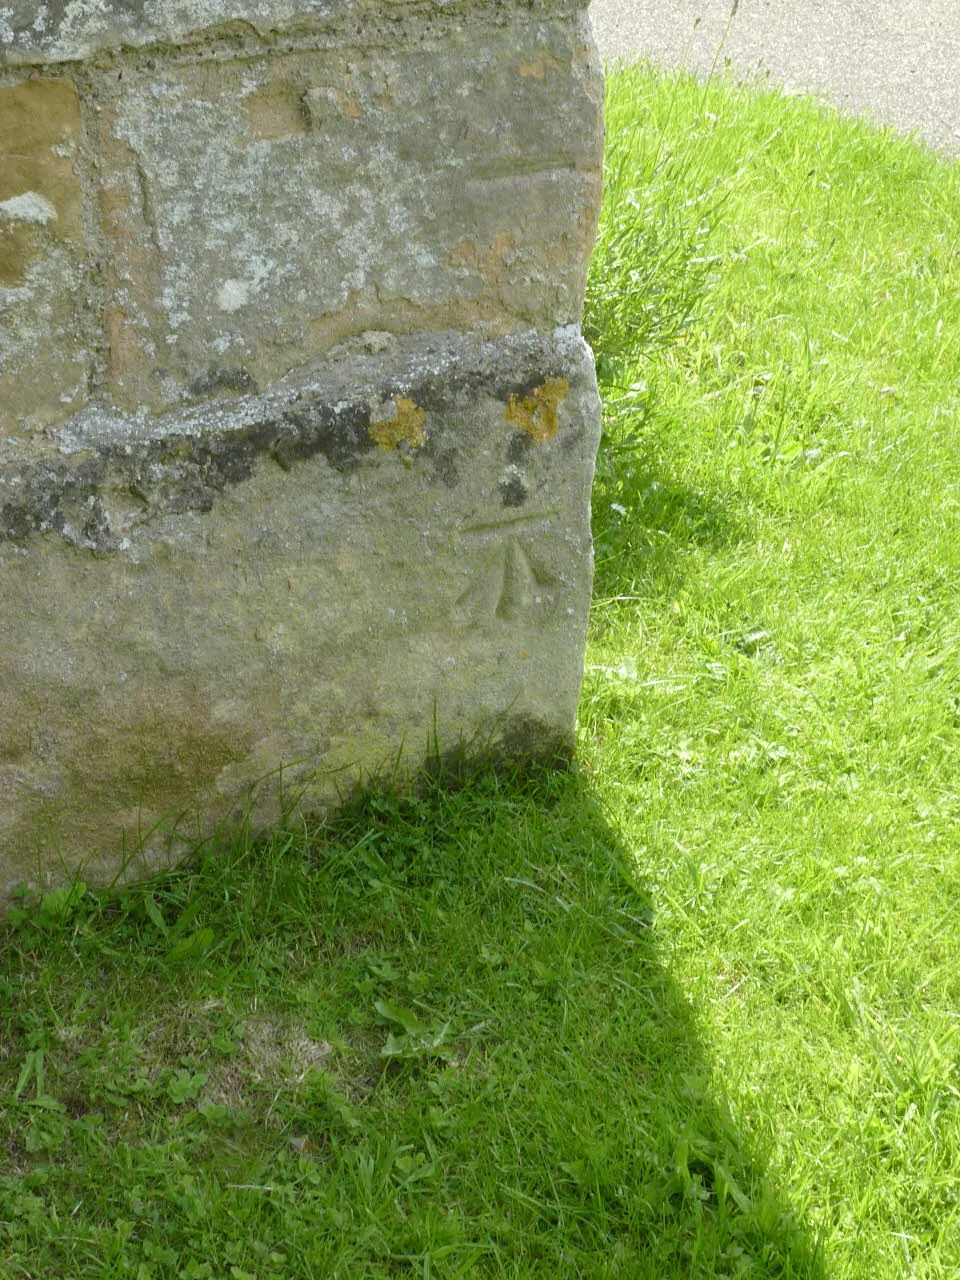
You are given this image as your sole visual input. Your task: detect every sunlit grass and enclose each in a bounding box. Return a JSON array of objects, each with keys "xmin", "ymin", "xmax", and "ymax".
[{"xmin": 584, "ymin": 62, "xmax": 960, "ymax": 1279}]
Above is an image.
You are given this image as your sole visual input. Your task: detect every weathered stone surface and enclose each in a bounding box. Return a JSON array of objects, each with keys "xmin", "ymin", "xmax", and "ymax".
[
  {"xmin": 0, "ymin": 0, "xmax": 602, "ymax": 893},
  {"xmin": 93, "ymin": 24, "xmax": 601, "ymax": 412},
  {"xmin": 0, "ymin": 77, "xmax": 93, "ymax": 437},
  {"xmin": 0, "ymin": 328, "xmax": 599, "ymax": 891},
  {"xmin": 2, "ymin": 1, "xmax": 587, "ymax": 63}
]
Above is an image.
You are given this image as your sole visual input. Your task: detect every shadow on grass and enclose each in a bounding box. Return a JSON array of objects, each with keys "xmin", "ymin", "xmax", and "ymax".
[
  {"xmin": 592, "ymin": 417, "xmax": 739, "ymax": 604},
  {"xmin": 0, "ymin": 766, "xmax": 821, "ymax": 1278}
]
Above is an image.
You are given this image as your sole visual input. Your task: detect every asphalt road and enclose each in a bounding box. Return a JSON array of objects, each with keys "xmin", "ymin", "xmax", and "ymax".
[{"xmin": 589, "ymin": 0, "xmax": 960, "ymax": 155}]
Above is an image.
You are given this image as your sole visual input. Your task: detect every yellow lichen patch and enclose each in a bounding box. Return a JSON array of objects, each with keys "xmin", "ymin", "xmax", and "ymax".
[
  {"xmin": 505, "ymin": 377, "xmax": 569, "ymax": 444},
  {"xmin": 369, "ymin": 397, "xmax": 426, "ymax": 451}
]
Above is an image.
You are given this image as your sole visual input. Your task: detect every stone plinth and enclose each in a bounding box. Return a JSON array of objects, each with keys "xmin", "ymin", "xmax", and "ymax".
[{"xmin": 0, "ymin": 0, "xmax": 603, "ymax": 892}]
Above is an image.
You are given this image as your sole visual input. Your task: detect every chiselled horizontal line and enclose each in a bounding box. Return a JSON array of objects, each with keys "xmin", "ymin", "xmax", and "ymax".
[{"xmin": 461, "ymin": 509, "xmax": 560, "ymax": 534}]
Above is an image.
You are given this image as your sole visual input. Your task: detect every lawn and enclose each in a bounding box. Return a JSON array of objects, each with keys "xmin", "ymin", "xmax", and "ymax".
[{"xmin": 3, "ymin": 63, "xmax": 960, "ymax": 1278}]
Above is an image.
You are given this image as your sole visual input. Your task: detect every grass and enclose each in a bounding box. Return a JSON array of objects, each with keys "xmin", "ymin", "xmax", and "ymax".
[
  {"xmin": 0, "ymin": 780, "xmax": 815, "ymax": 1277},
  {"xmin": 584, "ymin": 63, "xmax": 960, "ymax": 1277},
  {"xmin": 4, "ymin": 61, "xmax": 960, "ymax": 1278}
]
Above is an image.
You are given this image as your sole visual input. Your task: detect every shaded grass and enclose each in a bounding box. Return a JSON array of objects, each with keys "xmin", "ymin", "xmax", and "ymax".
[{"xmin": 0, "ymin": 774, "xmax": 816, "ymax": 1277}]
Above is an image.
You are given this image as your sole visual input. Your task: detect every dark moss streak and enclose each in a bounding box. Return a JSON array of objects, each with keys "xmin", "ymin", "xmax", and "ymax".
[{"xmin": 0, "ymin": 393, "xmax": 375, "ymax": 550}]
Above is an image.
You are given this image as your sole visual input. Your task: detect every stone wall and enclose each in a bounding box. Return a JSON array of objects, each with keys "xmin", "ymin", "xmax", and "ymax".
[{"xmin": 0, "ymin": 0, "xmax": 604, "ymax": 893}]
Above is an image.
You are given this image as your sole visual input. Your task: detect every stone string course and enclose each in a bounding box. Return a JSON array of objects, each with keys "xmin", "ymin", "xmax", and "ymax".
[{"xmin": 0, "ymin": 0, "xmax": 604, "ymax": 892}]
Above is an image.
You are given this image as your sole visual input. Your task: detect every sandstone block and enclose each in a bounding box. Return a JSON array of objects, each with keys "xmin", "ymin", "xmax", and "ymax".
[
  {"xmin": 93, "ymin": 19, "xmax": 601, "ymax": 412},
  {"xmin": 0, "ymin": 1, "xmax": 603, "ymax": 893},
  {"xmin": 0, "ymin": 77, "xmax": 92, "ymax": 438}
]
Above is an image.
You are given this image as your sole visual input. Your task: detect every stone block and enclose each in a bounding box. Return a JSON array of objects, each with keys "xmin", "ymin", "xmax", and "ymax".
[
  {"xmin": 0, "ymin": 1, "xmax": 603, "ymax": 893},
  {"xmin": 92, "ymin": 19, "xmax": 601, "ymax": 412}
]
